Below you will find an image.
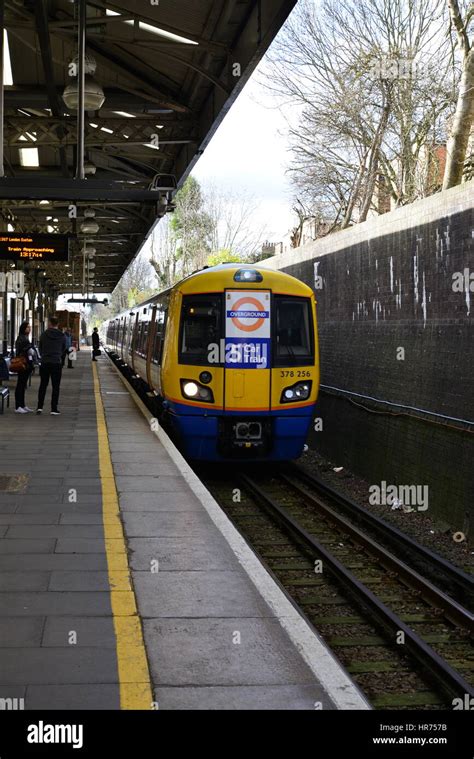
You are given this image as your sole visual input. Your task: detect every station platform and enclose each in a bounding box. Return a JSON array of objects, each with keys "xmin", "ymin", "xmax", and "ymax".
[{"xmin": 0, "ymin": 352, "xmax": 368, "ymax": 710}]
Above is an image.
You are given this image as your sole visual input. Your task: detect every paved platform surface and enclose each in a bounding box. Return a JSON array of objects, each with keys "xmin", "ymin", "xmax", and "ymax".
[
  {"xmin": 0, "ymin": 352, "xmax": 365, "ymax": 710},
  {"xmin": 0, "ymin": 353, "xmax": 120, "ymax": 709}
]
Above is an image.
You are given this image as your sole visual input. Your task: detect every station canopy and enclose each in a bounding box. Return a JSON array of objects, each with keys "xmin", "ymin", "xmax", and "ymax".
[{"xmin": 0, "ymin": 0, "xmax": 295, "ymax": 293}]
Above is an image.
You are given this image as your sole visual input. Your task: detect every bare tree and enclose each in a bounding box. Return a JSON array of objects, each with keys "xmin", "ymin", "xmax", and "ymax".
[
  {"xmin": 261, "ymin": 0, "xmax": 455, "ymax": 227},
  {"xmin": 203, "ymin": 182, "xmax": 270, "ymax": 259},
  {"xmin": 443, "ymin": 0, "xmax": 474, "ymax": 188},
  {"xmin": 149, "ymin": 179, "xmax": 271, "ymax": 286},
  {"xmin": 170, "ymin": 176, "xmax": 213, "ymax": 276},
  {"xmin": 150, "ymin": 217, "xmax": 179, "ymax": 289},
  {"xmin": 109, "ymin": 253, "xmax": 155, "ymax": 313}
]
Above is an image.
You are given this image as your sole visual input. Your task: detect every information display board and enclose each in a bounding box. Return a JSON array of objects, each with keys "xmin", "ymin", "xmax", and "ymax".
[{"xmin": 0, "ymin": 234, "xmax": 69, "ymax": 262}]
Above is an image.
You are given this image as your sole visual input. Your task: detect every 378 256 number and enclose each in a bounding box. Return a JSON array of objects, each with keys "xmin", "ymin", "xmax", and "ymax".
[{"xmin": 279, "ymin": 370, "xmax": 311, "ymax": 378}]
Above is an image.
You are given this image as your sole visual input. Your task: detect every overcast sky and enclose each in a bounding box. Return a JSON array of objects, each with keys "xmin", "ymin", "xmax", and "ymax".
[{"xmin": 192, "ymin": 66, "xmax": 295, "ymax": 243}]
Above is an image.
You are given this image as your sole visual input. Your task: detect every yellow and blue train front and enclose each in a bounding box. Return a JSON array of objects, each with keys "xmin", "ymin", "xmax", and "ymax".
[{"xmin": 163, "ymin": 273, "xmax": 318, "ymax": 461}]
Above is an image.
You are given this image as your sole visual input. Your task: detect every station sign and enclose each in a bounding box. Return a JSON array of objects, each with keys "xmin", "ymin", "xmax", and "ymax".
[
  {"xmin": 0, "ymin": 234, "xmax": 69, "ymax": 262},
  {"xmin": 225, "ymin": 289, "xmax": 271, "ymax": 369}
]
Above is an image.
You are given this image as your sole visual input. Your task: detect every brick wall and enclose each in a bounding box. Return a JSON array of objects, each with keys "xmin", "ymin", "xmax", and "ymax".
[{"xmin": 264, "ymin": 182, "xmax": 474, "ymax": 532}]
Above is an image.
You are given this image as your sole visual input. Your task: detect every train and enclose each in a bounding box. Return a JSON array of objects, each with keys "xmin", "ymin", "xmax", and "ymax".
[{"xmin": 103, "ymin": 264, "xmax": 319, "ymax": 462}]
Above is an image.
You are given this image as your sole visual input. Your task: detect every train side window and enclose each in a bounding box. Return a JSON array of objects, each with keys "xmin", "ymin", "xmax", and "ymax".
[
  {"xmin": 121, "ymin": 319, "xmax": 127, "ymax": 348},
  {"xmin": 127, "ymin": 317, "xmax": 134, "ymax": 353},
  {"xmin": 139, "ymin": 322, "xmax": 149, "ymax": 356},
  {"xmin": 134, "ymin": 323, "xmax": 142, "ymax": 354},
  {"xmin": 179, "ymin": 295, "xmax": 222, "ymax": 366},
  {"xmin": 274, "ymin": 296, "xmax": 313, "ymax": 366},
  {"xmin": 149, "ymin": 307, "xmax": 167, "ymax": 365},
  {"xmin": 136, "ymin": 322, "xmax": 145, "ymax": 356},
  {"xmin": 152, "ymin": 330, "xmax": 162, "ymax": 365}
]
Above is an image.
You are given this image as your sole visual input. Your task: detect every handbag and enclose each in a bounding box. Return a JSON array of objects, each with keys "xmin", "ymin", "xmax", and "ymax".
[{"xmin": 10, "ymin": 355, "xmax": 28, "ymax": 373}]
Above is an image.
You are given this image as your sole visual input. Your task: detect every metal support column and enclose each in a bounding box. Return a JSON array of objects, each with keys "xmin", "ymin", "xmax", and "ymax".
[
  {"xmin": 75, "ymin": 0, "xmax": 86, "ymax": 180},
  {"xmin": 0, "ymin": 0, "xmax": 5, "ymax": 179},
  {"xmin": 0, "ymin": 0, "xmax": 5, "ymax": 357},
  {"xmin": 1, "ymin": 271, "xmax": 7, "ymax": 355}
]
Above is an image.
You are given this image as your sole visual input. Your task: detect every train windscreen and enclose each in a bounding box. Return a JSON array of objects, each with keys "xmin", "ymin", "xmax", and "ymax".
[
  {"xmin": 274, "ymin": 296, "xmax": 313, "ymax": 366},
  {"xmin": 179, "ymin": 294, "xmax": 221, "ymax": 365}
]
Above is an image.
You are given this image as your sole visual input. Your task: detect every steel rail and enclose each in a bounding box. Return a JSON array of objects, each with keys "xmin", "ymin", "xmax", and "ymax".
[
  {"xmin": 238, "ymin": 473, "xmax": 474, "ymax": 702},
  {"xmin": 280, "ymin": 472, "xmax": 473, "ymax": 630},
  {"xmin": 288, "ymin": 462, "xmax": 473, "ymax": 600}
]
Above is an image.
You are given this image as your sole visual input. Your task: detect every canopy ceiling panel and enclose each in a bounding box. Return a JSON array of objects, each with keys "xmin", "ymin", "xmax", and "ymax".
[{"xmin": 0, "ymin": 0, "xmax": 296, "ymax": 292}]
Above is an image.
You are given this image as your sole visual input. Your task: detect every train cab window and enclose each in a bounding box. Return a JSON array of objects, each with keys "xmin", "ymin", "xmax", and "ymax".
[
  {"xmin": 274, "ymin": 296, "xmax": 313, "ymax": 366},
  {"xmin": 179, "ymin": 295, "xmax": 221, "ymax": 365}
]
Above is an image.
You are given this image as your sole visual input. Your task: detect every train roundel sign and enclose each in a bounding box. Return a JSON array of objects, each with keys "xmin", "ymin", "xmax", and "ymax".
[
  {"xmin": 225, "ymin": 290, "xmax": 271, "ymax": 368},
  {"xmin": 229, "ymin": 295, "xmax": 268, "ymax": 332}
]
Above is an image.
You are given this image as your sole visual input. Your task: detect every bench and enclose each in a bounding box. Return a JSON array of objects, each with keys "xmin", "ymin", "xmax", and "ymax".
[{"xmin": 0, "ymin": 386, "xmax": 9, "ymax": 414}]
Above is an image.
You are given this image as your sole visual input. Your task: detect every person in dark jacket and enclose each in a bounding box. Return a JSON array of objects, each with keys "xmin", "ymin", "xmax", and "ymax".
[
  {"xmin": 36, "ymin": 316, "xmax": 67, "ymax": 415},
  {"xmin": 14, "ymin": 321, "xmax": 34, "ymax": 414},
  {"xmin": 91, "ymin": 327, "xmax": 100, "ymax": 361}
]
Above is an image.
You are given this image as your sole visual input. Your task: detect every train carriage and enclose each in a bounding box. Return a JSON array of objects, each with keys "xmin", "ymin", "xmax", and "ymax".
[{"xmin": 104, "ymin": 264, "xmax": 319, "ymax": 462}]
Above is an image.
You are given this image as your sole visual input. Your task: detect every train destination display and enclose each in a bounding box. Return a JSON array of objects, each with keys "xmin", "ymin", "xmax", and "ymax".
[{"xmin": 0, "ymin": 234, "xmax": 69, "ymax": 262}]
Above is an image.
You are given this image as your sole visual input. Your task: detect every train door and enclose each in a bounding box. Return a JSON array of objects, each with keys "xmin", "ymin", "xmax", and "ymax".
[
  {"xmin": 125, "ymin": 313, "xmax": 134, "ymax": 364},
  {"xmin": 223, "ymin": 289, "xmax": 271, "ymax": 412},
  {"xmin": 146, "ymin": 306, "xmax": 157, "ymax": 390},
  {"xmin": 120, "ymin": 316, "xmax": 127, "ymax": 360}
]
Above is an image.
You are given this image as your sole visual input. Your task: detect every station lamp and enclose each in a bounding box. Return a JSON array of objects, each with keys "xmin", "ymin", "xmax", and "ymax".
[
  {"xmin": 62, "ymin": 53, "xmax": 105, "ymax": 111},
  {"xmin": 81, "ymin": 220, "xmax": 99, "ymax": 234},
  {"xmin": 84, "ymin": 160, "xmax": 96, "ymax": 176}
]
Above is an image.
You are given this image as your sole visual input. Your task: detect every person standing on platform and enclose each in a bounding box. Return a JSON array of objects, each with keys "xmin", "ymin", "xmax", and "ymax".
[
  {"xmin": 36, "ymin": 316, "xmax": 66, "ymax": 416},
  {"xmin": 63, "ymin": 329, "xmax": 74, "ymax": 369},
  {"xmin": 91, "ymin": 327, "xmax": 100, "ymax": 362},
  {"xmin": 14, "ymin": 321, "xmax": 35, "ymax": 414}
]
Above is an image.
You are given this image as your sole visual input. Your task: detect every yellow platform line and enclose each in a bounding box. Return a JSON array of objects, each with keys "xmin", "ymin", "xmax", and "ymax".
[{"xmin": 92, "ymin": 362, "xmax": 153, "ymax": 710}]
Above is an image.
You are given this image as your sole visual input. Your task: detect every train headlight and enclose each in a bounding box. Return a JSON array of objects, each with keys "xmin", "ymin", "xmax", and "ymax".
[
  {"xmin": 281, "ymin": 381, "xmax": 312, "ymax": 404},
  {"xmin": 181, "ymin": 379, "xmax": 214, "ymax": 403},
  {"xmin": 183, "ymin": 381, "xmax": 199, "ymax": 397},
  {"xmin": 233, "ymin": 268, "xmax": 263, "ymax": 283}
]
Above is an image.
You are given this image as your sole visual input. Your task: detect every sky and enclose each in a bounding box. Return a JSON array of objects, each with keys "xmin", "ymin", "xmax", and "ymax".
[{"xmin": 191, "ymin": 66, "xmax": 296, "ymax": 244}]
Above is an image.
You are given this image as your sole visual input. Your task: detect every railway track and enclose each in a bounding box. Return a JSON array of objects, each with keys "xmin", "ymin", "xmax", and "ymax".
[
  {"xmin": 199, "ymin": 465, "xmax": 474, "ymax": 709},
  {"xmin": 289, "ymin": 462, "xmax": 474, "ymax": 606}
]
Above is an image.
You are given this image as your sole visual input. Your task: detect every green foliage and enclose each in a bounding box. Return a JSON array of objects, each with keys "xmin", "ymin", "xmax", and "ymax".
[
  {"xmin": 127, "ymin": 287, "xmax": 140, "ymax": 308},
  {"xmin": 206, "ymin": 249, "xmax": 242, "ymax": 267},
  {"xmin": 170, "ymin": 176, "xmax": 213, "ymax": 273},
  {"xmin": 127, "ymin": 287, "xmax": 156, "ymax": 307}
]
